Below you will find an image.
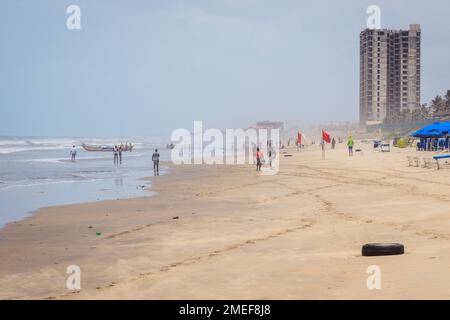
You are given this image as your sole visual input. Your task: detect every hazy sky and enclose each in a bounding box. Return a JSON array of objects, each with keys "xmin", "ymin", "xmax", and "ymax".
[{"xmin": 1, "ymin": 0, "xmax": 450, "ymax": 136}]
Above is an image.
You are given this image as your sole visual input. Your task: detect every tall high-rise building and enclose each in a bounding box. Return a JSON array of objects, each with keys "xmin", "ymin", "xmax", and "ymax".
[{"xmin": 359, "ymin": 24, "xmax": 421, "ymax": 125}]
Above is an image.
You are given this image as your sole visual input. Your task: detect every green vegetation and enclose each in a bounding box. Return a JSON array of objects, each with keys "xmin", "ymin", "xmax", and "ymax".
[{"xmin": 385, "ymin": 89, "xmax": 450, "ymax": 123}]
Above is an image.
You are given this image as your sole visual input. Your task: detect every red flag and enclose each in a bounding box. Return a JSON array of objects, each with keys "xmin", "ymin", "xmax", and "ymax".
[
  {"xmin": 297, "ymin": 131, "xmax": 302, "ymax": 145},
  {"xmin": 322, "ymin": 129, "xmax": 331, "ymax": 143}
]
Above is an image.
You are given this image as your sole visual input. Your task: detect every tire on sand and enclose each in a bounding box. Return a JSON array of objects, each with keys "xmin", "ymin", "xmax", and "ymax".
[{"xmin": 362, "ymin": 243, "xmax": 404, "ymax": 257}]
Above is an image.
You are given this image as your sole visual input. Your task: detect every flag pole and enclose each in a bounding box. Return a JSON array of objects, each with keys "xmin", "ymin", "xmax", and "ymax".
[{"xmin": 322, "ymin": 129, "xmax": 331, "ymax": 160}]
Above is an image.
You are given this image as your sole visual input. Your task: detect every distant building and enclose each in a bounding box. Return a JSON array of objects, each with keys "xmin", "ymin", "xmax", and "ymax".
[
  {"xmin": 254, "ymin": 121, "xmax": 284, "ymax": 131},
  {"xmin": 360, "ymin": 24, "xmax": 421, "ymax": 125}
]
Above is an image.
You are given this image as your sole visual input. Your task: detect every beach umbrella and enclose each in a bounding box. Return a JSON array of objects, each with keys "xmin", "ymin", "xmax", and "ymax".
[{"xmin": 411, "ymin": 122, "xmax": 450, "ymax": 138}]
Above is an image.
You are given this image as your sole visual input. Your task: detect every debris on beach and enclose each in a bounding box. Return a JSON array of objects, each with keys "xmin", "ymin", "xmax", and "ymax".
[
  {"xmin": 362, "ymin": 243, "xmax": 404, "ymax": 256},
  {"xmin": 172, "ymin": 216, "xmax": 179, "ymax": 220}
]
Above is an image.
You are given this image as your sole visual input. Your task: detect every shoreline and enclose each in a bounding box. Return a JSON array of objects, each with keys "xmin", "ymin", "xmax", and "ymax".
[
  {"xmin": 2, "ymin": 145, "xmax": 450, "ymax": 299},
  {"xmin": 0, "ymin": 161, "xmax": 171, "ymax": 231}
]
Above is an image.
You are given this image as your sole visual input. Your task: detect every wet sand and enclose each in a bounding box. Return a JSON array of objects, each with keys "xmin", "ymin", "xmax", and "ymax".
[{"xmin": 2, "ymin": 143, "xmax": 450, "ymax": 299}]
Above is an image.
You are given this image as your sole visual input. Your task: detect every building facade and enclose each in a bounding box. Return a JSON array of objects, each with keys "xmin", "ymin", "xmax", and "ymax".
[{"xmin": 360, "ymin": 24, "xmax": 421, "ymax": 125}]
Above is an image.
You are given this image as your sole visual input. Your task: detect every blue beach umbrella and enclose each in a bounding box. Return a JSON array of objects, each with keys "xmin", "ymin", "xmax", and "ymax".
[{"xmin": 411, "ymin": 122, "xmax": 450, "ymax": 138}]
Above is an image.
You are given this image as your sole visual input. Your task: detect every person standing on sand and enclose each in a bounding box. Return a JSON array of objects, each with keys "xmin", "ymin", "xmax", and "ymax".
[
  {"xmin": 268, "ymin": 147, "xmax": 273, "ymax": 167},
  {"xmin": 114, "ymin": 146, "xmax": 119, "ymax": 165},
  {"xmin": 152, "ymin": 149, "xmax": 160, "ymax": 176},
  {"xmin": 320, "ymin": 139, "xmax": 325, "ymax": 159},
  {"xmin": 118, "ymin": 145, "xmax": 123, "ymax": 164},
  {"xmin": 70, "ymin": 145, "xmax": 77, "ymax": 162},
  {"xmin": 331, "ymin": 138, "xmax": 336, "ymax": 150},
  {"xmin": 256, "ymin": 148, "xmax": 263, "ymax": 171},
  {"xmin": 347, "ymin": 136, "xmax": 354, "ymax": 156}
]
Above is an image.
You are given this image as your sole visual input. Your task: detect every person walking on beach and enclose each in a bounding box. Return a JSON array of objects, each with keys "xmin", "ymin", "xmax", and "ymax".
[
  {"xmin": 118, "ymin": 145, "xmax": 123, "ymax": 164},
  {"xmin": 251, "ymin": 143, "xmax": 257, "ymax": 163},
  {"xmin": 114, "ymin": 146, "xmax": 119, "ymax": 165},
  {"xmin": 297, "ymin": 132, "xmax": 302, "ymax": 152},
  {"xmin": 320, "ymin": 139, "xmax": 325, "ymax": 159},
  {"xmin": 256, "ymin": 148, "xmax": 263, "ymax": 171},
  {"xmin": 268, "ymin": 148, "xmax": 273, "ymax": 167},
  {"xmin": 70, "ymin": 145, "xmax": 77, "ymax": 162},
  {"xmin": 152, "ymin": 149, "xmax": 160, "ymax": 176},
  {"xmin": 347, "ymin": 136, "xmax": 354, "ymax": 156},
  {"xmin": 331, "ymin": 138, "xmax": 336, "ymax": 150}
]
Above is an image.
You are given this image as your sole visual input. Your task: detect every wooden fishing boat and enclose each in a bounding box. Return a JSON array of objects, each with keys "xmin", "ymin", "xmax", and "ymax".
[{"xmin": 82, "ymin": 143, "xmax": 133, "ymax": 152}]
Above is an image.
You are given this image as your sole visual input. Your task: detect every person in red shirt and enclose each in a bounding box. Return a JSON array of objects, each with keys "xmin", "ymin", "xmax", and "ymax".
[{"xmin": 256, "ymin": 148, "xmax": 263, "ymax": 171}]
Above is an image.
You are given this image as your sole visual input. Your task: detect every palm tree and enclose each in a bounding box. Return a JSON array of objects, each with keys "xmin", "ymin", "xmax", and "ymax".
[
  {"xmin": 444, "ymin": 90, "xmax": 450, "ymax": 115},
  {"xmin": 418, "ymin": 103, "xmax": 431, "ymax": 121},
  {"xmin": 411, "ymin": 108, "xmax": 421, "ymax": 121},
  {"xmin": 431, "ymin": 95, "xmax": 446, "ymax": 117}
]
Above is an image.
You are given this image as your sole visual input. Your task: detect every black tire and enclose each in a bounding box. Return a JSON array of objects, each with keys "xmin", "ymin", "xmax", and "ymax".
[{"xmin": 362, "ymin": 243, "xmax": 404, "ymax": 257}]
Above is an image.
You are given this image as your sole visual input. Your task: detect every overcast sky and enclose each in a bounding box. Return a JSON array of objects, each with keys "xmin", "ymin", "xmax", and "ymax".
[{"xmin": 1, "ymin": 0, "xmax": 450, "ymax": 136}]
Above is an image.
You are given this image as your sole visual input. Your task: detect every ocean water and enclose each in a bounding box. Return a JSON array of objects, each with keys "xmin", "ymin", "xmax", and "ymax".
[{"xmin": 0, "ymin": 136, "xmax": 171, "ymax": 228}]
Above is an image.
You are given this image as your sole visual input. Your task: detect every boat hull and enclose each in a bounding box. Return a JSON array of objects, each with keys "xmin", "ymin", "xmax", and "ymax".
[{"xmin": 82, "ymin": 144, "xmax": 132, "ymax": 152}]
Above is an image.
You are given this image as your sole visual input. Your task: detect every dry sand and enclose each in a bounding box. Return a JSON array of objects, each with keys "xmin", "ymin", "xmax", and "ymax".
[{"xmin": 1, "ymin": 143, "xmax": 450, "ymax": 299}]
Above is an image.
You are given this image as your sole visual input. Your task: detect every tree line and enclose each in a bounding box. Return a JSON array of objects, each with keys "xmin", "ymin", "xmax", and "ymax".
[{"xmin": 385, "ymin": 90, "xmax": 450, "ymax": 123}]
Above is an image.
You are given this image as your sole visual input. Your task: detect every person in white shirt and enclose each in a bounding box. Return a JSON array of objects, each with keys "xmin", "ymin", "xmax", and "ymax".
[
  {"xmin": 70, "ymin": 145, "xmax": 77, "ymax": 162},
  {"xmin": 113, "ymin": 146, "xmax": 119, "ymax": 165}
]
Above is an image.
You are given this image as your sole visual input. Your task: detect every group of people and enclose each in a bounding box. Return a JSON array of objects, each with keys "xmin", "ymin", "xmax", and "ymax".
[
  {"xmin": 70, "ymin": 135, "xmax": 356, "ymax": 176},
  {"xmin": 323, "ymin": 136, "xmax": 354, "ymax": 156},
  {"xmin": 113, "ymin": 143, "xmax": 134, "ymax": 165},
  {"xmin": 69, "ymin": 143, "xmax": 162, "ymax": 177},
  {"xmin": 253, "ymin": 134, "xmax": 356, "ymax": 171},
  {"xmin": 417, "ymin": 137, "xmax": 450, "ymax": 151},
  {"xmin": 299, "ymin": 134, "xmax": 356, "ymax": 161},
  {"xmin": 113, "ymin": 145, "xmax": 124, "ymax": 165},
  {"xmin": 254, "ymin": 144, "xmax": 277, "ymax": 172}
]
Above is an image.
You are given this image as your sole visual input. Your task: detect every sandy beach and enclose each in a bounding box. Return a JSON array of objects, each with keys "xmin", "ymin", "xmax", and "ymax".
[{"xmin": 1, "ymin": 143, "xmax": 450, "ymax": 300}]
